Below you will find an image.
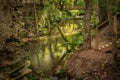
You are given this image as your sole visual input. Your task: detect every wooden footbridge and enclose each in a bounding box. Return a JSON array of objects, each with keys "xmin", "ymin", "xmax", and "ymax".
[{"xmin": 91, "ymin": 12, "xmax": 120, "ymax": 51}]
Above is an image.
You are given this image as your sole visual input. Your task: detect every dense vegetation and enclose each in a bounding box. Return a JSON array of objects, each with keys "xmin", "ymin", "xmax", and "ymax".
[{"xmin": 0, "ymin": 0, "xmax": 120, "ymax": 80}]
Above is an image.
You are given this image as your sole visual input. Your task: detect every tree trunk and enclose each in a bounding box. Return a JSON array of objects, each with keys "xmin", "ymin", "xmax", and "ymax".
[{"xmin": 84, "ymin": 0, "xmax": 92, "ymax": 49}]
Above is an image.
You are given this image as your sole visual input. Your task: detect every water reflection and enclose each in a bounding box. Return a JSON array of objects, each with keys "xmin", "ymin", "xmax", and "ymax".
[{"xmin": 30, "ymin": 36, "xmax": 68, "ymax": 73}]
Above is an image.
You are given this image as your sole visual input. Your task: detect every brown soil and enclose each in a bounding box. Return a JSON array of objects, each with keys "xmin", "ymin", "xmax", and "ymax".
[{"xmin": 67, "ymin": 49, "xmax": 120, "ymax": 80}]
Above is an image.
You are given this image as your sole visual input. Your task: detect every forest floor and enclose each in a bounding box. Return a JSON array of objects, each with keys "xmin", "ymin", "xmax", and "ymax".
[{"xmin": 67, "ymin": 45, "xmax": 120, "ymax": 80}]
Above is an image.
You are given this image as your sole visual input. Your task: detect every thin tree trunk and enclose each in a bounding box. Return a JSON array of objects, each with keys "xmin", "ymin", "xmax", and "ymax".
[
  {"xmin": 34, "ymin": 0, "xmax": 39, "ymax": 36},
  {"xmin": 56, "ymin": 25, "xmax": 68, "ymax": 42},
  {"xmin": 84, "ymin": 0, "xmax": 92, "ymax": 49}
]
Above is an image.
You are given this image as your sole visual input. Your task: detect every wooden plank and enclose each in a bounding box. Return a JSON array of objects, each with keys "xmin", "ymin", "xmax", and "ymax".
[
  {"xmin": 96, "ymin": 12, "xmax": 120, "ymax": 30},
  {"xmin": 10, "ymin": 68, "xmax": 32, "ymax": 80},
  {"xmin": 9, "ymin": 64, "xmax": 25, "ymax": 75}
]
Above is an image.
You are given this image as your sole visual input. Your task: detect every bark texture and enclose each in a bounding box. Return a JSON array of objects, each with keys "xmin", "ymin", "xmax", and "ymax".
[{"xmin": 84, "ymin": 0, "xmax": 92, "ymax": 49}]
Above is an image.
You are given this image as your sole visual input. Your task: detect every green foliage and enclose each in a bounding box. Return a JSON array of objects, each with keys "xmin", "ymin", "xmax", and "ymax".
[
  {"xmin": 75, "ymin": 0, "xmax": 85, "ymax": 7},
  {"xmin": 28, "ymin": 73, "xmax": 36, "ymax": 80},
  {"xmin": 28, "ymin": 71, "xmax": 50, "ymax": 80},
  {"xmin": 92, "ymin": 0, "xmax": 98, "ymax": 7},
  {"xmin": 91, "ymin": 11, "xmax": 99, "ymax": 26},
  {"xmin": 113, "ymin": 5, "xmax": 120, "ymax": 14},
  {"xmin": 62, "ymin": 0, "xmax": 74, "ymax": 5},
  {"xmin": 69, "ymin": 10, "xmax": 80, "ymax": 17},
  {"xmin": 63, "ymin": 10, "xmax": 84, "ymax": 19},
  {"xmin": 38, "ymin": 2, "xmax": 62, "ymax": 35},
  {"xmin": 67, "ymin": 33, "xmax": 83, "ymax": 51}
]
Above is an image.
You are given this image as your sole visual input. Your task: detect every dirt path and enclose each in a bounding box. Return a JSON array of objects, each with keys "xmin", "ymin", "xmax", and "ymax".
[{"xmin": 67, "ymin": 49, "xmax": 120, "ymax": 80}]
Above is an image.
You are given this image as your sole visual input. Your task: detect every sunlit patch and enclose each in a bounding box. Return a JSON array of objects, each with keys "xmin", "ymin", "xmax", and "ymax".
[
  {"xmin": 101, "ymin": 46, "xmax": 105, "ymax": 49},
  {"xmin": 98, "ymin": 47, "xmax": 101, "ymax": 50},
  {"xmin": 116, "ymin": 40, "xmax": 119, "ymax": 43},
  {"xmin": 108, "ymin": 43, "xmax": 112, "ymax": 45},
  {"xmin": 105, "ymin": 44, "xmax": 109, "ymax": 47}
]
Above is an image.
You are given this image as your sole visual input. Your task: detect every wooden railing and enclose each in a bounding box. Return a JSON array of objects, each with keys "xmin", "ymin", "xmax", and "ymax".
[{"xmin": 95, "ymin": 12, "xmax": 120, "ymax": 50}]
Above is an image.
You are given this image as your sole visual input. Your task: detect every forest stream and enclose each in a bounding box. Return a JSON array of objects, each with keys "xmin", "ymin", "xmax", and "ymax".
[{"xmin": 0, "ymin": 0, "xmax": 120, "ymax": 80}]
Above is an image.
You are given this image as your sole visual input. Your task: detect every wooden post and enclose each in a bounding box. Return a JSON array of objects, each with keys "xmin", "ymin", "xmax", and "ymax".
[
  {"xmin": 114, "ymin": 15, "xmax": 118, "ymax": 39},
  {"xmin": 95, "ymin": 28, "xmax": 100, "ymax": 49}
]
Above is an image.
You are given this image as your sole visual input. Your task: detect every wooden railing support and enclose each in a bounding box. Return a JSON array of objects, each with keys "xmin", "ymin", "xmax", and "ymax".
[
  {"xmin": 114, "ymin": 15, "xmax": 118, "ymax": 39},
  {"xmin": 95, "ymin": 28, "xmax": 100, "ymax": 49}
]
